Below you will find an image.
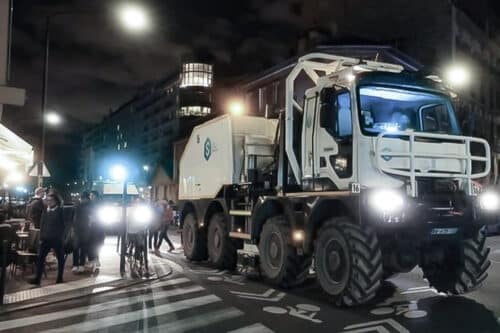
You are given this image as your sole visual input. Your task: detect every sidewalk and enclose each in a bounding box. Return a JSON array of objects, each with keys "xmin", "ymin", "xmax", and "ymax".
[{"xmin": 1, "ymin": 236, "xmax": 172, "ymax": 312}]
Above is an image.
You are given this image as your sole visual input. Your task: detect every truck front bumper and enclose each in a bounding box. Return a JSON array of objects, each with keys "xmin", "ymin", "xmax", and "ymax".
[{"xmin": 362, "ymin": 191, "xmax": 496, "ymax": 240}]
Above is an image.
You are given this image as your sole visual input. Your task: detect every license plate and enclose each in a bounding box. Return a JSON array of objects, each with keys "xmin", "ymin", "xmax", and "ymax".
[{"xmin": 431, "ymin": 228, "xmax": 458, "ymax": 235}]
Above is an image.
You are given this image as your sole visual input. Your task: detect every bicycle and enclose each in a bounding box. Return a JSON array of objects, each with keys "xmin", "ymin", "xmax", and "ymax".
[{"xmin": 126, "ymin": 230, "xmax": 149, "ymax": 278}]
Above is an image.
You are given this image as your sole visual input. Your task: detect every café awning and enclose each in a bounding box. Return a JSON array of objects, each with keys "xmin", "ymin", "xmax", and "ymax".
[{"xmin": 0, "ymin": 123, "xmax": 34, "ymax": 173}]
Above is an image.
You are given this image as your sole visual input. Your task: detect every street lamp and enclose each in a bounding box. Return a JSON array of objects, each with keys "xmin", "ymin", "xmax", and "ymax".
[
  {"xmin": 142, "ymin": 164, "xmax": 149, "ymax": 172},
  {"xmin": 110, "ymin": 164, "xmax": 127, "ymax": 182},
  {"xmin": 228, "ymin": 99, "xmax": 245, "ymax": 116},
  {"xmin": 110, "ymin": 163, "xmax": 128, "ymax": 275},
  {"xmin": 45, "ymin": 112, "xmax": 61, "ymax": 125},
  {"xmin": 117, "ymin": 3, "xmax": 151, "ymax": 33},
  {"xmin": 444, "ymin": 64, "xmax": 470, "ymax": 87},
  {"xmin": 37, "ymin": 5, "xmax": 152, "ymax": 187}
]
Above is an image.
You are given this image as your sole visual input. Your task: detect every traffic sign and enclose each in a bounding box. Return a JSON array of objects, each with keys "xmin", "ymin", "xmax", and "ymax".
[{"xmin": 28, "ymin": 162, "xmax": 51, "ymax": 178}]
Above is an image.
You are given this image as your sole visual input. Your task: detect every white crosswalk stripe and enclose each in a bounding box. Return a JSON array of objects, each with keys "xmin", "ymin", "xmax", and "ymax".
[
  {"xmin": 228, "ymin": 323, "xmax": 276, "ymax": 333},
  {"xmin": 0, "ymin": 275, "xmax": 274, "ymax": 333}
]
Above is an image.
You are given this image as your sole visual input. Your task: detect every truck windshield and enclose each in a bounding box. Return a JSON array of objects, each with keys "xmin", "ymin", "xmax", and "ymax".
[{"xmin": 358, "ymin": 86, "xmax": 460, "ymax": 136}]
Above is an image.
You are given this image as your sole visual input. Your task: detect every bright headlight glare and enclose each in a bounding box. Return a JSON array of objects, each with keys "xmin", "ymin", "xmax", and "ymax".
[
  {"xmin": 98, "ymin": 206, "xmax": 120, "ymax": 225},
  {"xmin": 479, "ymin": 192, "xmax": 500, "ymax": 211},
  {"xmin": 132, "ymin": 205, "xmax": 153, "ymax": 224},
  {"xmin": 370, "ymin": 190, "xmax": 404, "ymax": 214}
]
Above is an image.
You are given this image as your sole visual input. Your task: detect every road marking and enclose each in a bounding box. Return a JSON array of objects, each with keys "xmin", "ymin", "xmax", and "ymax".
[
  {"xmin": 263, "ymin": 304, "xmax": 322, "ymax": 323},
  {"xmin": 145, "ymin": 307, "xmax": 244, "ymax": 333},
  {"xmin": 190, "ymin": 268, "xmax": 228, "ymax": 275},
  {"xmin": 401, "ymin": 287, "xmax": 437, "ymax": 295},
  {"xmin": 230, "ymin": 288, "xmax": 285, "ymax": 302},
  {"xmin": 102, "ymin": 277, "xmax": 191, "ymax": 297},
  {"xmin": 207, "ymin": 275, "xmax": 246, "ymax": 285},
  {"xmin": 0, "ymin": 285, "xmax": 205, "ymax": 331},
  {"xmin": 228, "ymin": 323, "xmax": 275, "ymax": 333},
  {"xmin": 41, "ymin": 294, "xmax": 221, "ymax": 332},
  {"xmin": 342, "ymin": 319, "xmax": 409, "ymax": 333},
  {"xmin": 405, "ymin": 286, "xmax": 431, "ymax": 291}
]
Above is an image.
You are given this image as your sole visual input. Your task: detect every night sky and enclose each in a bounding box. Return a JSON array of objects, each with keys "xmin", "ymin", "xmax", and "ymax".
[{"xmin": 3, "ymin": 0, "xmax": 500, "ymax": 184}]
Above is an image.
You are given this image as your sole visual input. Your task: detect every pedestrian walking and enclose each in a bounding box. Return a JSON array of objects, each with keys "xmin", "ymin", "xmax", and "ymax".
[
  {"xmin": 72, "ymin": 191, "xmax": 92, "ymax": 273},
  {"xmin": 88, "ymin": 190, "xmax": 105, "ymax": 272},
  {"xmin": 29, "ymin": 192, "xmax": 66, "ymax": 286},
  {"xmin": 155, "ymin": 200, "xmax": 175, "ymax": 252},
  {"xmin": 25, "ymin": 187, "xmax": 46, "ymax": 229},
  {"xmin": 148, "ymin": 201, "xmax": 162, "ymax": 250}
]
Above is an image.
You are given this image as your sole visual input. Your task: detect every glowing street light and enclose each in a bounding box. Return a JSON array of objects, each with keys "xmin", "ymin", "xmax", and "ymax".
[
  {"xmin": 228, "ymin": 99, "xmax": 245, "ymax": 116},
  {"xmin": 6, "ymin": 171, "xmax": 24, "ymax": 184},
  {"xmin": 117, "ymin": 3, "xmax": 151, "ymax": 33},
  {"xmin": 445, "ymin": 64, "xmax": 470, "ymax": 87},
  {"xmin": 45, "ymin": 112, "xmax": 62, "ymax": 125},
  {"xmin": 110, "ymin": 164, "xmax": 127, "ymax": 182},
  {"xmin": 143, "ymin": 165, "xmax": 149, "ymax": 172}
]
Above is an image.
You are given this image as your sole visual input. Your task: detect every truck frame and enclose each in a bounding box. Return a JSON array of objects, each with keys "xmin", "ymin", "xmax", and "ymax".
[{"xmin": 177, "ymin": 53, "xmax": 495, "ymax": 306}]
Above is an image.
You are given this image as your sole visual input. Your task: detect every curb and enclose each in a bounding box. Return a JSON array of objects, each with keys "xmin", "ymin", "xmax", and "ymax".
[{"xmin": 0, "ymin": 261, "xmax": 173, "ymax": 315}]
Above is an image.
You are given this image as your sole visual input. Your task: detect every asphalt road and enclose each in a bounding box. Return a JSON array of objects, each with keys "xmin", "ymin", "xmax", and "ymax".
[{"xmin": 0, "ymin": 235, "xmax": 499, "ymax": 333}]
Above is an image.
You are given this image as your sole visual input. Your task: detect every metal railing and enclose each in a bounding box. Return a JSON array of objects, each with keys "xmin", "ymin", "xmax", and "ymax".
[{"xmin": 374, "ymin": 131, "xmax": 491, "ymax": 197}]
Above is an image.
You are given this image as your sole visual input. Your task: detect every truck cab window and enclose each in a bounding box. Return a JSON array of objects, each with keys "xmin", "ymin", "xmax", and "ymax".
[
  {"xmin": 420, "ymin": 104, "xmax": 451, "ymax": 133},
  {"xmin": 324, "ymin": 91, "xmax": 352, "ymax": 138}
]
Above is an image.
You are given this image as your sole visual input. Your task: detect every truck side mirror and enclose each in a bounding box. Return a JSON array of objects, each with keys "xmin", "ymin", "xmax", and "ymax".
[
  {"xmin": 320, "ymin": 87, "xmax": 335, "ymax": 103},
  {"xmin": 320, "ymin": 104, "xmax": 335, "ymax": 128}
]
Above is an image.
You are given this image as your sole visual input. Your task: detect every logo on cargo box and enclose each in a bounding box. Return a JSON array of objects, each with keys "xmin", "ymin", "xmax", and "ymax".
[{"xmin": 204, "ymin": 138, "xmax": 212, "ymax": 161}]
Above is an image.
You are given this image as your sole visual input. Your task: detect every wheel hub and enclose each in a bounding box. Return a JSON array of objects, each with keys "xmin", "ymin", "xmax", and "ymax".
[
  {"xmin": 324, "ymin": 238, "xmax": 348, "ymax": 285},
  {"xmin": 187, "ymin": 226, "xmax": 194, "ymax": 245},
  {"xmin": 328, "ymin": 251, "xmax": 341, "ymax": 271},
  {"xmin": 267, "ymin": 233, "xmax": 282, "ymax": 269},
  {"xmin": 214, "ymin": 230, "xmax": 221, "ymax": 248}
]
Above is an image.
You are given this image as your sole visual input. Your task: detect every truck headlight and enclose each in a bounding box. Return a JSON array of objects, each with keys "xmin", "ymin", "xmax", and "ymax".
[
  {"xmin": 132, "ymin": 205, "xmax": 153, "ymax": 225},
  {"xmin": 370, "ymin": 189, "xmax": 404, "ymax": 214},
  {"xmin": 479, "ymin": 191, "xmax": 500, "ymax": 211},
  {"xmin": 98, "ymin": 205, "xmax": 120, "ymax": 225}
]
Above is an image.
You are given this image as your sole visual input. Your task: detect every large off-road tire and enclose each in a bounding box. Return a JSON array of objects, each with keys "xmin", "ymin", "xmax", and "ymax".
[
  {"xmin": 182, "ymin": 213, "xmax": 208, "ymax": 261},
  {"xmin": 422, "ymin": 230, "xmax": 491, "ymax": 294},
  {"xmin": 258, "ymin": 215, "xmax": 312, "ymax": 288},
  {"xmin": 208, "ymin": 213, "xmax": 237, "ymax": 269},
  {"xmin": 314, "ymin": 218, "xmax": 383, "ymax": 306}
]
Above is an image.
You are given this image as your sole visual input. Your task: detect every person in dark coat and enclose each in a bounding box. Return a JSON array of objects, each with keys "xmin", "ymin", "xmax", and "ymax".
[
  {"xmin": 29, "ymin": 193, "xmax": 66, "ymax": 286},
  {"xmin": 72, "ymin": 191, "xmax": 91, "ymax": 273},
  {"xmin": 88, "ymin": 190, "xmax": 105, "ymax": 272},
  {"xmin": 155, "ymin": 200, "xmax": 175, "ymax": 252},
  {"xmin": 26, "ymin": 187, "xmax": 46, "ymax": 229}
]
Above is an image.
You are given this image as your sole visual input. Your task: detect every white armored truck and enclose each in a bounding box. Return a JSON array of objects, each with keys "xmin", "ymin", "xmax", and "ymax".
[{"xmin": 178, "ymin": 53, "xmax": 497, "ymax": 306}]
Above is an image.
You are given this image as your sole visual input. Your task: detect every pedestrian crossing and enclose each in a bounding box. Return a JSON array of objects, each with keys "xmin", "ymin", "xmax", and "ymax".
[{"xmin": 0, "ymin": 274, "xmax": 274, "ymax": 333}]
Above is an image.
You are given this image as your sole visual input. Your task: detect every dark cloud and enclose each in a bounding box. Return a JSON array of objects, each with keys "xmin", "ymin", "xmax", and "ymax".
[{"xmin": 3, "ymin": 0, "xmax": 302, "ymax": 182}]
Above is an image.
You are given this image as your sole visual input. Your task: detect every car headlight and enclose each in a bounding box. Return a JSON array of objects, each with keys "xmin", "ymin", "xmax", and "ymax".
[
  {"xmin": 97, "ymin": 205, "xmax": 120, "ymax": 225},
  {"xmin": 132, "ymin": 205, "xmax": 153, "ymax": 225},
  {"xmin": 479, "ymin": 191, "xmax": 500, "ymax": 211},
  {"xmin": 369, "ymin": 189, "xmax": 404, "ymax": 214}
]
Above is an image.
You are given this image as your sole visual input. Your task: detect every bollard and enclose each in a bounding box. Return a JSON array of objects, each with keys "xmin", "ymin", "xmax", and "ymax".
[{"xmin": 0, "ymin": 239, "xmax": 7, "ymax": 305}]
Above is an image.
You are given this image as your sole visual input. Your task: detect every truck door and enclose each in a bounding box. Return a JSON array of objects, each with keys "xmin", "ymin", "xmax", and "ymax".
[
  {"xmin": 301, "ymin": 92, "xmax": 319, "ymax": 183},
  {"xmin": 314, "ymin": 89, "xmax": 354, "ymax": 190}
]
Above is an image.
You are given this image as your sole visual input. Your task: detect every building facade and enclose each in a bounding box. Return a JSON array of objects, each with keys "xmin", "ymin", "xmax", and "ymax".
[{"xmin": 79, "ymin": 62, "xmax": 216, "ymax": 193}]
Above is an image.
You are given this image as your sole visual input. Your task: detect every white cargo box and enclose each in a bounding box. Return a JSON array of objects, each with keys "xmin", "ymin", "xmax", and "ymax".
[{"xmin": 179, "ymin": 115, "xmax": 278, "ymax": 200}]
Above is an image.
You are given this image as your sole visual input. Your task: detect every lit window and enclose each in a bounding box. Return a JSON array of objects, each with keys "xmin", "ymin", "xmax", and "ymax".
[
  {"xmin": 117, "ymin": 124, "xmax": 120, "ymax": 131},
  {"xmin": 180, "ymin": 63, "xmax": 213, "ymax": 88},
  {"xmin": 124, "ymin": 141, "xmax": 127, "ymax": 148},
  {"xmin": 177, "ymin": 106, "xmax": 211, "ymax": 117},
  {"xmin": 117, "ymin": 144, "xmax": 121, "ymax": 150}
]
